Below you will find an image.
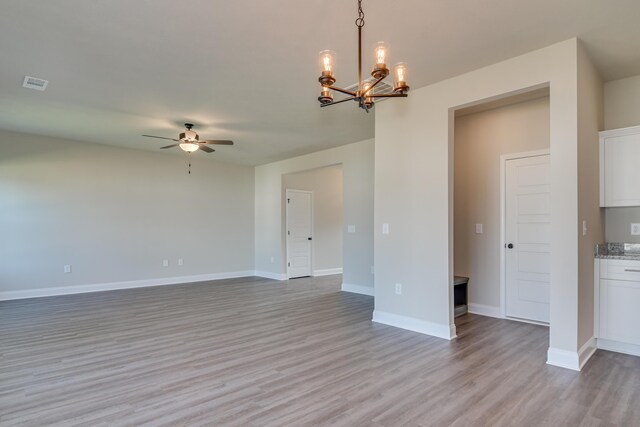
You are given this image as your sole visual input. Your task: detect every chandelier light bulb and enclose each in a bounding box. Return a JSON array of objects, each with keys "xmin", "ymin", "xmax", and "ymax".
[
  {"xmin": 393, "ymin": 62, "xmax": 410, "ymax": 94},
  {"xmin": 374, "ymin": 42, "xmax": 389, "ymax": 67},
  {"xmin": 319, "ymin": 50, "xmax": 335, "ymax": 74}
]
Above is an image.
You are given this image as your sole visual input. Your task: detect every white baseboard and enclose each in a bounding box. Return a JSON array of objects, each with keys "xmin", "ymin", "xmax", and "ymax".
[
  {"xmin": 372, "ymin": 310, "xmax": 456, "ymax": 340},
  {"xmin": 0, "ymin": 270, "xmax": 256, "ymax": 301},
  {"xmin": 253, "ymin": 271, "xmax": 287, "ymax": 281},
  {"xmin": 547, "ymin": 347, "xmax": 580, "ymax": 371},
  {"xmin": 547, "ymin": 338, "xmax": 596, "ymax": 371},
  {"xmin": 341, "ymin": 283, "xmax": 374, "ymax": 296},
  {"xmin": 313, "ymin": 268, "xmax": 343, "ymax": 277},
  {"xmin": 597, "ymin": 338, "xmax": 640, "ymax": 357},
  {"xmin": 578, "ymin": 337, "xmax": 597, "ymax": 370},
  {"xmin": 468, "ymin": 303, "xmax": 503, "ymax": 319}
]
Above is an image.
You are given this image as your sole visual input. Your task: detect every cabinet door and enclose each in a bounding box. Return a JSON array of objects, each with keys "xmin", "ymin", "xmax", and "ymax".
[
  {"xmin": 603, "ymin": 132, "xmax": 640, "ymax": 207},
  {"xmin": 600, "ymin": 279, "xmax": 640, "ymax": 345}
]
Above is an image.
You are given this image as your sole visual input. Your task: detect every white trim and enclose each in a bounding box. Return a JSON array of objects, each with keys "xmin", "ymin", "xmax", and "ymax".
[
  {"xmin": 468, "ymin": 303, "xmax": 503, "ymax": 318},
  {"xmin": 0, "ymin": 271, "xmax": 256, "ymax": 301},
  {"xmin": 341, "ymin": 283, "xmax": 374, "ymax": 296},
  {"xmin": 254, "ymin": 271, "xmax": 288, "ymax": 281},
  {"xmin": 372, "ymin": 310, "xmax": 457, "ymax": 340},
  {"xmin": 314, "ymin": 268, "xmax": 343, "ymax": 277},
  {"xmin": 546, "ymin": 347, "xmax": 580, "ymax": 371},
  {"xmin": 578, "ymin": 337, "xmax": 597, "ymax": 369},
  {"xmin": 546, "ymin": 338, "xmax": 596, "ymax": 371},
  {"xmin": 597, "ymin": 338, "xmax": 640, "ymax": 357},
  {"xmin": 285, "ymin": 189, "xmax": 314, "ymax": 279},
  {"xmin": 500, "ymin": 149, "xmax": 551, "ymax": 319}
]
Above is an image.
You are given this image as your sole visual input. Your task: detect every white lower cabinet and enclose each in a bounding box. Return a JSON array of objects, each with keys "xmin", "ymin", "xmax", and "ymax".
[{"xmin": 596, "ymin": 259, "xmax": 640, "ymax": 356}]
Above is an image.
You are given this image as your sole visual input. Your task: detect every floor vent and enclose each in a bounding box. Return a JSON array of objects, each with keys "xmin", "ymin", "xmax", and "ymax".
[{"xmin": 22, "ymin": 76, "xmax": 49, "ymax": 91}]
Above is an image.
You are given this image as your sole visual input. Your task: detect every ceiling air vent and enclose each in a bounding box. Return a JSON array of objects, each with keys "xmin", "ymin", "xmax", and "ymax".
[
  {"xmin": 22, "ymin": 76, "xmax": 49, "ymax": 91},
  {"xmin": 344, "ymin": 77, "xmax": 394, "ymax": 101}
]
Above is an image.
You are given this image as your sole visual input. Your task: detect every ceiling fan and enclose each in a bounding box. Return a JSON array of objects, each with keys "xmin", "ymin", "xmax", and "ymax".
[{"xmin": 142, "ymin": 123, "xmax": 234, "ymax": 153}]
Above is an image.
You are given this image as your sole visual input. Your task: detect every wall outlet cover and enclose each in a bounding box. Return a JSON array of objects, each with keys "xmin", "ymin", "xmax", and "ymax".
[
  {"xmin": 348, "ymin": 225, "xmax": 356, "ymax": 233},
  {"xmin": 395, "ymin": 283, "xmax": 402, "ymax": 295},
  {"xmin": 382, "ymin": 223, "xmax": 390, "ymax": 234},
  {"xmin": 475, "ymin": 224, "xmax": 483, "ymax": 234},
  {"xmin": 64, "ymin": 265, "xmax": 71, "ymax": 273},
  {"xmin": 162, "ymin": 259, "xmax": 169, "ymax": 267},
  {"xmin": 632, "ymin": 223, "xmax": 640, "ymax": 236}
]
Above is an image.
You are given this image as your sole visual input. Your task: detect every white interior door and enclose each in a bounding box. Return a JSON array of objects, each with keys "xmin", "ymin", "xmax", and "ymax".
[
  {"xmin": 505, "ymin": 154, "xmax": 551, "ymax": 323},
  {"xmin": 286, "ymin": 189, "xmax": 313, "ymax": 278}
]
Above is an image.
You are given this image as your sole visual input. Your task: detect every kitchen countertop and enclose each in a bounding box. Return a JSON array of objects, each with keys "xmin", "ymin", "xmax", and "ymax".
[{"xmin": 595, "ymin": 243, "xmax": 640, "ymax": 260}]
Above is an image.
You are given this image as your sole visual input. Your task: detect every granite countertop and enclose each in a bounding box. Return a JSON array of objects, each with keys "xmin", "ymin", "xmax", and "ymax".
[{"xmin": 595, "ymin": 243, "xmax": 640, "ymax": 260}]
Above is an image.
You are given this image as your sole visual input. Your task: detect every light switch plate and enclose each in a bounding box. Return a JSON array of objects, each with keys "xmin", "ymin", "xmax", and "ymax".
[
  {"xmin": 582, "ymin": 220, "xmax": 588, "ymax": 237},
  {"xmin": 348, "ymin": 225, "xmax": 356, "ymax": 233},
  {"xmin": 64, "ymin": 264, "xmax": 71, "ymax": 273},
  {"xmin": 475, "ymin": 224, "xmax": 483, "ymax": 234},
  {"xmin": 632, "ymin": 223, "xmax": 640, "ymax": 236},
  {"xmin": 382, "ymin": 223, "xmax": 389, "ymax": 234},
  {"xmin": 162, "ymin": 259, "xmax": 169, "ymax": 267}
]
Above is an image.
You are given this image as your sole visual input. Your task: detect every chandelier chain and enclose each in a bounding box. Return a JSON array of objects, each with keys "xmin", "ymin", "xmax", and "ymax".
[{"xmin": 355, "ymin": 0, "xmax": 365, "ymax": 28}]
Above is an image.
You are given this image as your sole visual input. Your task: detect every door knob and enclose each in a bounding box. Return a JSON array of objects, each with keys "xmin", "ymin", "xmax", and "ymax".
[{"xmin": 507, "ymin": 243, "xmax": 514, "ymax": 249}]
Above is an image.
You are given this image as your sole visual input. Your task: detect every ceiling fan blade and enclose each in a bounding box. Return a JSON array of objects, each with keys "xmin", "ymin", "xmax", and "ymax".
[
  {"xmin": 142, "ymin": 135, "xmax": 179, "ymax": 142},
  {"xmin": 199, "ymin": 145, "xmax": 215, "ymax": 153},
  {"xmin": 203, "ymin": 140, "xmax": 234, "ymax": 145},
  {"xmin": 160, "ymin": 144, "xmax": 179, "ymax": 149}
]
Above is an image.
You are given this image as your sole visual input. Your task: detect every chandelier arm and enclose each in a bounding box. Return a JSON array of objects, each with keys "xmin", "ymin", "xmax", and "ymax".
[
  {"xmin": 362, "ymin": 75, "xmax": 386, "ymax": 96},
  {"xmin": 320, "ymin": 96, "xmax": 357, "ymax": 108},
  {"xmin": 328, "ymin": 86, "xmax": 358, "ymax": 97},
  {"xmin": 368, "ymin": 93, "xmax": 409, "ymax": 98}
]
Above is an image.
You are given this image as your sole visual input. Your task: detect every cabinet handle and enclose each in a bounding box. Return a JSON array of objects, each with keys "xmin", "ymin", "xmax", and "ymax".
[{"xmin": 624, "ymin": 269, "xmax": 640, "ymax": 272}]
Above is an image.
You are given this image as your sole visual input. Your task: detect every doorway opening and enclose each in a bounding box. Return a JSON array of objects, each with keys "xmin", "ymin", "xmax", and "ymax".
[
  {"xmin": 283, "ymin": 165, "xmax": 344, "ymax": 280},
  {"xmin": 452, "ymin": 88, "xmax": 551, "ymax": 328}
]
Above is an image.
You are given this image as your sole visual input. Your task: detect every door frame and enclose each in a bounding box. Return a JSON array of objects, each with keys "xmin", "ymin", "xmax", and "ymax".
[
  {"xmin": 285, "ymin": 189, "xmax": 314, "ymax": 279},
  {"xmin": 499, "ymin": 149, "xmax": 550, "ymax": 321}
]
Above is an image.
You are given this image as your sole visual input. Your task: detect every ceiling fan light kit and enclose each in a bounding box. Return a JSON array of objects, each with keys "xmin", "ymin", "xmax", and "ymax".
[
  {"xmin": 142, "ymin": 123, "xmax": 234, "ymax": 154},
  {"xmin": 317, "ymin": 0, "xmax": 409, "ymax": 112}
]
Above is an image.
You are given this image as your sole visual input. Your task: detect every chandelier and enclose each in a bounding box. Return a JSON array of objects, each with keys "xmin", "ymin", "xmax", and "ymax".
[{"xmin": 317, "ymin": 0, "xmax": 409, "ymax": 112}]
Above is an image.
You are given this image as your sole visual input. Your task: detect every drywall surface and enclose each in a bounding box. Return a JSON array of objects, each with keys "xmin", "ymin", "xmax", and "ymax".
[
  {"xmin": 604, "ymin": 75, "xmax": 640, "ymax": 130},
  {"xmin": 375, "ymin": 38, "xmax": 581, "ymax": 353},
  {"xmin": 282, "ymin": 165, "xmax": 343, "ymax": 273},
  {"xmin": 576, "ymin": 43, "xmax": 604, "ymax": 349},
  {"xmin": 0, "ymin": 130, "xmax": 255, "ymax": 293},
  {"xmin": 454, "ymin": 97, "xmax": 550, "ymax": 310},
  {"xmin": 255, "ymin": 139, "xmax": 374, "ymax": 289},
  {"xmin": 603, "ymin": 74, "xmax": 640, "ymax": 244}
]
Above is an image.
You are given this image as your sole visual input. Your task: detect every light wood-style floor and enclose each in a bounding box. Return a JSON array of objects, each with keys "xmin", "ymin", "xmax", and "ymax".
[{"xmin": 1, "ymin": 275, "xmax": 639, "ymax": 426}]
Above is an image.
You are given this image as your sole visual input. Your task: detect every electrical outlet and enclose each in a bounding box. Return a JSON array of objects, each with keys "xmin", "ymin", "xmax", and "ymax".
[
  {"xmin": 64, "ymin": 264, "xmax": 71, "ymax": 273},
  {"xmin": 382, "ymin": 223, "xmax": 390, "ymax": 234},
  {"xmin": 632, "ymin": 223, "xmax": 640, "ymax": 236},
  {"xmin": 178, "ymin": 258, "xmax": 183, "ymax": 266},
  {"xmin": 395, "ymin": 283, "xmax": 402, "ymax": 295},
  {"xmin": 162, "ymin": 259, "xmax": 169, "ymax": 267},
  {"xmin": 582, "ymin": 220, "xmax": 588, "ymax": 237},
  {"xmin": 475, "ymin": 224, "xmax": 483, "ymax": 234},
  {"xmin": 348, "ymin": 225, "xmax": 356, "ymax": 233}
]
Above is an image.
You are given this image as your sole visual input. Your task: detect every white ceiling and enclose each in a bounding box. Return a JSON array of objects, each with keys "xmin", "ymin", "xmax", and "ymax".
[{"xmin": 1, "ymin": 0, "xmax": 639, "ymax": 165}]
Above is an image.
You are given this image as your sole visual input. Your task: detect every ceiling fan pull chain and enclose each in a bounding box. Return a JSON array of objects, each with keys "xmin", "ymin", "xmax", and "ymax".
[{"xmin": 188, "ymin": 153, "xmax": 191, "ymax": 175}]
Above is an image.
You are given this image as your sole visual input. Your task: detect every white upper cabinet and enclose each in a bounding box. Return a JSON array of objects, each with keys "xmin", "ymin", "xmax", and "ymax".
[{"xmin": 600, "ymin": 125, "xmax": 640, "ymax": 207}]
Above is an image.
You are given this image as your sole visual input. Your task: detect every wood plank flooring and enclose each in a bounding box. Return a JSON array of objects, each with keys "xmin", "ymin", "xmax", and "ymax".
[{"xmin": 1, "ymin": 275, "xmax": 639, "ymax": 426}]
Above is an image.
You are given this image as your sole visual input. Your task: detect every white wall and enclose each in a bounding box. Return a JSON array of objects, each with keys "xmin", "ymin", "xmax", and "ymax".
[
  {"xmin": 603, "ymin": 75, "xmax": 640, "ymax": 244},
  {"xmin": 0, "ymin": 130, "xmax": 255, "ymax": 297},
  {"xmin": 282, "ymin": 165, "xmax": 343, "ymax": 274},
  {"xmin": 577, "ymin": 44, "xmax": 604, "ymax": 350},
  {"xmin": 374, "ymin": 38, "xmax": 590, "ymax": 367},
  {"xmin": 255, "ymin": 139, "xmax": 374, "ymax": 292},
  {"xmin": 454, "ymin": 97, "xmax": 550, "ymax": 311}
]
